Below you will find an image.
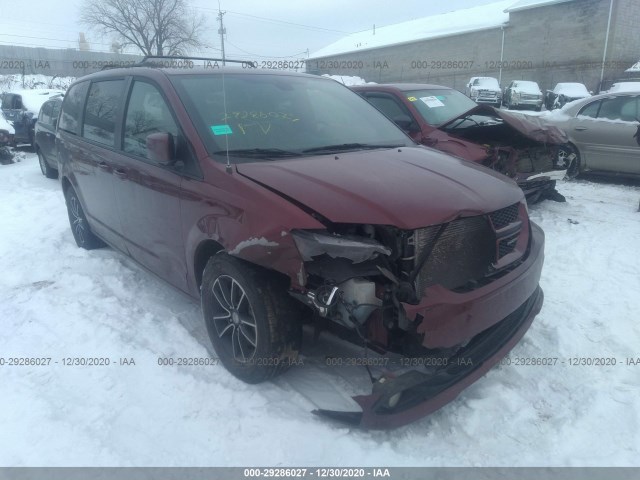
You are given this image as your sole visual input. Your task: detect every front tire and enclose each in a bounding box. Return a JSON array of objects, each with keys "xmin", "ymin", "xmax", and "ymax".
[
  {"xmin": 37, "ymin": 150, "xmax": 57, "ymax": 179},
  {"xmin": 201, "ymin": 254, "xmax": 302, "ymax": 384},
  {"xmin": 64, "ymin": 187, "xmax": 106, "ymax": 249}
]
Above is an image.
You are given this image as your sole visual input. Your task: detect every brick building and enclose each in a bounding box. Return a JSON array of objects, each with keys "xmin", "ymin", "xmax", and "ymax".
[{"xmin": 307, "ymin": 0, "xmax": 640, "ymax": 93}]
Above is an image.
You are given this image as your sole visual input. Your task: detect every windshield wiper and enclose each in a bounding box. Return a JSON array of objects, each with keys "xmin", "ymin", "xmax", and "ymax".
[
  {"xmin": 301, "ymin": 143, "xmax": 403, "ymax": 154},
  {"xmin": 212, "ymin": 148, "xmax": 301, "ymax": 158}
]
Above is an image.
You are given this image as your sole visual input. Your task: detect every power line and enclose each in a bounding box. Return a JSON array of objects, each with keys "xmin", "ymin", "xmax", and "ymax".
[
  {"xmin": 192, "ymin": 6, "xmax": 349, "ymax": 34},
  {"xmin": 0, "ymin": 33, "xmax": 115, "ymax": 48},
  {"xmin": 223, "ymin": 40, "xmax": 307, "ymax": 59}
]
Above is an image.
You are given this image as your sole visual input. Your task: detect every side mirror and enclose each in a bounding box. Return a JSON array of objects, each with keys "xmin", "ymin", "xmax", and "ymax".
[
  {"xmin": 146, "ymin": 132, "xmax": 175, "ymax": 165},
  {"xmin": 393, "ymin": 113, "xmax": 419, "ymax": 132}
]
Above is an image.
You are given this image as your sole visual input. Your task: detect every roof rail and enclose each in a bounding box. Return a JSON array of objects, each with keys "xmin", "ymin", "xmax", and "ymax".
[{"xmin": 101, "ymin": 55, "xmax": 256, "ymax": 71}]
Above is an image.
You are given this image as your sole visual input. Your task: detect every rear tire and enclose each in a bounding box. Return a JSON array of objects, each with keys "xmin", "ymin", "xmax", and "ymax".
[
  {"xmin": 201, "ymin": 254, "xmax": 302, "ymax": 384},
  {"xmin": 64, "ymin": 187, "xmax": 106, "ymax": 249},
  {"xmin": 37, "ymin": 150, "xmax": 58, "ymax": 179}
]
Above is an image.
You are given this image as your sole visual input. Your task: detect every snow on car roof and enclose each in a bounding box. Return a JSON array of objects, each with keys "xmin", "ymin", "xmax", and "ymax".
[
  {"xmin": 608, "ymin": 82, "xmax": 640, "ymax": 93},
  {"xmin": 553, "ymin": 83, "xmax": 590, "ymax": 96},
  {"xmin": 309, "ymin": 1, "xmax": 511, "ymax": 59},
  {"xmin": 504, "ymin": 0, "xmax": 576, "ymax": 13},
  {"xmin": 626, "ymin": 61, "xmax": 640, "ymax": 73},
  {"xmin": 321, "ymin": 75, "xmax": 375, "ymax": 86},
  {"xmin": 11, "ymin": 89, "xmax": 65, "ymax": 115},
  {"xmin": 512, "ymin": 81, "xmax": 542, "ymax": 94}
]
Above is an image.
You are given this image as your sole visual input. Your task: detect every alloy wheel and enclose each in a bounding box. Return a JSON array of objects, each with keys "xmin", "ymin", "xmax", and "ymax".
[
  {"xmin": 210, "ymin": 275, "xmax": 258, "ymax": 363},
  {"xmin": 69, "ymin": 195, "xmax": 86, "ymax": 246}
]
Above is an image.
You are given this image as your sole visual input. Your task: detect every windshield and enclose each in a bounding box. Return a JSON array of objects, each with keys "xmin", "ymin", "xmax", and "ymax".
[
  {"xmin": 170, "ymin": 73, "xmax": 411, "ymax": 161},
  {"xmin": 404, "ymin": 89, "xmax": 478, "ymax": 126}
]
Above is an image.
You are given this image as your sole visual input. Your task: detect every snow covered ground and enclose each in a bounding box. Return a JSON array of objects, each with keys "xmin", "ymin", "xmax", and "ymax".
[{"xmin": 1, "ymin": 152, "xmax": 640, "ymax": 467}]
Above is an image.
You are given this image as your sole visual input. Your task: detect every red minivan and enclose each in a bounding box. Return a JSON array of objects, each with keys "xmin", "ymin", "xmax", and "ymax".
[{"xmin": 56, "ymin": 60, "xmax": 545, "ymax": 428}]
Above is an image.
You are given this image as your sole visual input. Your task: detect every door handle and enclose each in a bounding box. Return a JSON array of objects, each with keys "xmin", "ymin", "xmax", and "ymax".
[
  {"xmin": 97, "ymin": 161, "xmax": 109, "ymax": 170},
  {"xmin": 574, "ymin": 126, "xmax": 588, "ymax": 131},
  {"xmin": 113, "ymin": 168, "xmax": 127, "ymax": 178}
]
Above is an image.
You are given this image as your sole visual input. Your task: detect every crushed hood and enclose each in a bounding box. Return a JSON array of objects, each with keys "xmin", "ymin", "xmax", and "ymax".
[
  {"xmin": 236, "ymin": 146, "xmax": 523, "ymax": 230},
  {"xmin": 444, "ymin": 104, "xmax": 569, "ymax": 145}
]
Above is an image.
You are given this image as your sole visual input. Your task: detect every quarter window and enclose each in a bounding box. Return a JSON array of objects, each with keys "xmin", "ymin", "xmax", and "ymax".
[{"xmin": 82, "ymin": 80, "xmax": 125, "ymax": 146}]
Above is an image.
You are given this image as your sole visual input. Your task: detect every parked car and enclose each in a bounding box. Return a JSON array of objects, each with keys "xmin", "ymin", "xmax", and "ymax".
[
  {"xmin": 542, "ymin": 92, "xmax": 640, "ymax": 177},
  {"xmin": 544, "ymin": 83, "xmax": 591, "ymax": 110},
  {"xmin": 606, "ymin": 82, "xmax": 640, "ymax": 93},
  {"xmin": 1, "ymin": 89, "xmax": 65, "ymax": 148},
  {"xmin": 352, "ymin": 83, "xmax": 571, "ymax": 203},
  {"xmin": 57, "ymin": 60, "xmax": 545, "ymax": 429},
  {"xmin": 0, "ymin": 114, "xmax": 14, "ymax": 164},
  {"xmin": 34, "ymin": 95, "xmax": 63, "ymax": 178},
  {"xmin": 465, "ymin": 77, "xmax": 502, "ymax": 108},
  {"xmin": 504, "ymin": 80, "xmax": 544, "ymax": 111}
]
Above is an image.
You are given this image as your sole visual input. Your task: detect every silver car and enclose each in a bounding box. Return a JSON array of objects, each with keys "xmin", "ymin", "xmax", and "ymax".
[{"xmin": 544, "ymin": 91, "xmax": 640, "ymax": 177}]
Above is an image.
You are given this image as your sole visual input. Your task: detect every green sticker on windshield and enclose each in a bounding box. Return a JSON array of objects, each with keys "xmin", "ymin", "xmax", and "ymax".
[{"xmin": 211, "ymin": 124, "xmax": 233, "ymax": 135}]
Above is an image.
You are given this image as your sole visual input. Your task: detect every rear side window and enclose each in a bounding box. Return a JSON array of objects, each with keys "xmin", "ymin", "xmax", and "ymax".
[
  {"xmin": 82, "ymin": 80, "xmax": 125, "ymax": 147},
  {"xmin": 59, "ymin": 82, "xmax": 89, "ymax": 135}
]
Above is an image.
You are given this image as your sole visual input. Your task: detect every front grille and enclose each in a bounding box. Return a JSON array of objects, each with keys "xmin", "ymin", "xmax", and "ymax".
[
  {"xmin": 489, "ymin": 203, "xmax": 519, "ymax": 229},
  {"xmin": 412, "ymin": 204, "xmax": 525, "ymax": 295},
  {"xmin": 521, "ymin": 94, "xmax": 540, "ymax": 100},
  {"xmin": 414, "ymin": 216, "xmax": 495, "ymax": 293}
]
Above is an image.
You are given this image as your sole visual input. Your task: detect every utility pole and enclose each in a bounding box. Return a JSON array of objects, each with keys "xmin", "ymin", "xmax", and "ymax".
[{"xmin": 217, "ymin": 9, "xmax": 227, "ymax": 66}]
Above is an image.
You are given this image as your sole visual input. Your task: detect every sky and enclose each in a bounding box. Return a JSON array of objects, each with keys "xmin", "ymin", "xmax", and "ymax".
[{"xmin": 0, "ymin": 0, "xmax": 502, "ymax": 61}]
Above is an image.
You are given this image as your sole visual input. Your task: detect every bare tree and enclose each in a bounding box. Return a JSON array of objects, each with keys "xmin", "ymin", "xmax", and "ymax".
[{"xmin": 81, "ymin": 0, "xmax": 207, "ymax": 56}]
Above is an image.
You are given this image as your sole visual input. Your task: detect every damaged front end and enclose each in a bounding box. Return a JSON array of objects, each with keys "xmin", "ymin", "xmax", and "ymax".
[
  {"xmin": 288, "ymin": 201, "xmax": 545, "ymax": 428},
  {"xmin": 443, "ymin": 106, "xmax": 575, "ymax": 204}
]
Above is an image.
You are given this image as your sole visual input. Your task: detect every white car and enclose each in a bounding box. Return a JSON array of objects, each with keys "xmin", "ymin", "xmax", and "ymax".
[
  {"xmin": 465, "ymin": 77, "xmax": 502, "ymax": 108},
  {"xmin": 504, "ymin": 80, "xmax": 544, "ymax": 111}
]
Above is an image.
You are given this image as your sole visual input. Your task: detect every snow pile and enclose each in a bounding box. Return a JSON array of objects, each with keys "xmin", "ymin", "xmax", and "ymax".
[
  {"xmin": 321, "ymin": 74, "xmax": 375, "ymax": 86},
  {"xmin": 310, "ymin": 1, "xmax": 512, "ymax": 58},
  {"xmin": 0, "ymin": 74, "xmax": 75, "ymax": 93},
  {"xmin": 1, "ymin": 154, "xmax": 639, "ymax": 466},
  {"xmin": 552, "ymin": 83, "xmax": 590, "ymax": 97},
  {"xmin": 0, "ymin": 115, "xmax": 14, "ymax": 134},
  {"xmin": 607, "ymin": 82, "xmax": 640, "ymax": 93}
]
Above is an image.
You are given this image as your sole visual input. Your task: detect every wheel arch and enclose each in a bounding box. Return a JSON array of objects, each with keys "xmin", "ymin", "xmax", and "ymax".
[{"xmin": 193, "ymin": 239, "xmax": 225, "ymax": 290}]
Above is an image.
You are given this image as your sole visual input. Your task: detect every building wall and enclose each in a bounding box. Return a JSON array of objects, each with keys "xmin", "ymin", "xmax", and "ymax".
[
  {"xmin": 0, "ymin": 45, "xmax": 143, "ymax": 78},
  {"xmin": 308, "ymin": 0, "xmax": 639, "ymax": 93}
]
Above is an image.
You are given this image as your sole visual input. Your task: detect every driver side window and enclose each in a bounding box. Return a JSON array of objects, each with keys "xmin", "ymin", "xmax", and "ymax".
[{"xmin": 123, "ymin": 81, "xmax": 178, "ymax": 160}]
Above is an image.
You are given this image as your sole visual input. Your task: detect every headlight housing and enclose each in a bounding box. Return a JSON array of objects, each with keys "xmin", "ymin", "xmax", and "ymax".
[{"xmin": 291, "ymin": 230, "xmax": 391, "ymax": 264}]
